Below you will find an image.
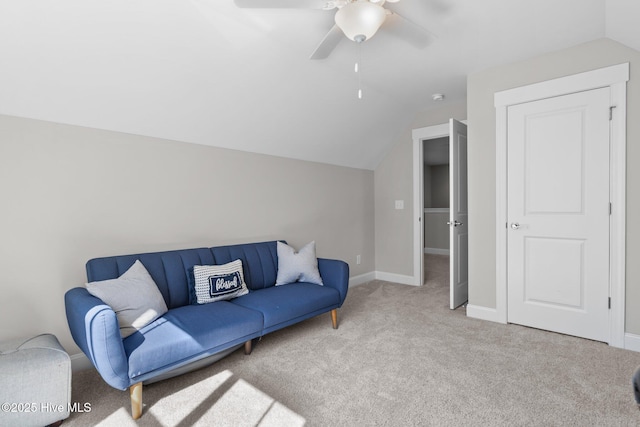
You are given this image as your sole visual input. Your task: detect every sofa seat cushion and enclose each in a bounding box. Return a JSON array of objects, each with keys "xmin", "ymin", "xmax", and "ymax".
[
  {"xmin": 230, "ymin": 283, "xmax": 340, "ymax": 331},
  {"xmin": 124, "ymin": 302, "xmax": 263, "ymax": 380}
]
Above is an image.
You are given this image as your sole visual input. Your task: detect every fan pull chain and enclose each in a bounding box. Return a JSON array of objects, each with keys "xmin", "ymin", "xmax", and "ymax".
[
  {"xmin": 355, "ymin": 40, "xmax": 363, "ymax": 99},
  {"xmin": 355, "ymin": 62, "xmax": 362, "ymax": 99}
]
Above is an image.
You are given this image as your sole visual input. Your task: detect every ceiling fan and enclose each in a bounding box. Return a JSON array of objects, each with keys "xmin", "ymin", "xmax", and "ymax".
[{"xmin": 233, "ymin": 0, "xmax": 433, "ymax": 59}]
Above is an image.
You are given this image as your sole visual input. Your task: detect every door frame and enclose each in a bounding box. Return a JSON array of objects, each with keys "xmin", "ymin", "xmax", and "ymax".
[
  {"xmin": 413, "ymin": 123, "xmax": 450, "ymax": 286},
  {"xmin": 494, "ymin": 63, "xmax": 629, "ymax": 348}
]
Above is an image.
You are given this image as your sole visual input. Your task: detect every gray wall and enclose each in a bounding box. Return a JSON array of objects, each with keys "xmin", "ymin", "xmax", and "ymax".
[
  {"xmin": 423, "ymin": 165, "xmax": 432, "ymax": 209},
  {"xmin": 424, "ymin": 164, "xmax": 450, "ymax": 251},
  {"xmin": 423, "ymin": 136, "xmax": 450, "ymax": 208},
  {"xmin": 375, "ymin": 101, "xmax": 467, "ymax": 278},
  {"xmin": 0, "ymin": 115, "xmax": 375, "ymax": 354},
  {"xmin": 467, "ymin": 38, "xmax": 640, "ymax": 334},
  {"xmin": 424, "ymin": 212, "xmax": 449, "ymax": 251},
  {"xmin": 429, "ymin": 165, "xmax": 449, "ymax": 208}
]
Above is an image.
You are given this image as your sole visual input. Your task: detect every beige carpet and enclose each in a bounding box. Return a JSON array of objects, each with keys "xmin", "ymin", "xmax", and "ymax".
[
  {"xmin": 64, "ymin": 260, "xmax": 640, "ymax": 426},
  {"xmin": 424, "ymin": 253, "xmax": 450, "ymax": 285}
]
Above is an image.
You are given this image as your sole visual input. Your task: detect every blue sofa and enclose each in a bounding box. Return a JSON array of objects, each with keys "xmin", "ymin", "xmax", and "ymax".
[{"xmin": 65, "ymin": 240, "xmax": 349, "ymax": 419}]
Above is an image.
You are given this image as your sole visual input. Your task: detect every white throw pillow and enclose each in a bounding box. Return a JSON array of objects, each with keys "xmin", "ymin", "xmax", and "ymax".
[
  {"xmin": 86, "ymin": 260, "xmax": 168, "ymax": 338},
  {"xmin": 192, "ymin": 259, "xmax": 249, "ymax": 304},
  {"xmin": 276, "ymin": 241, "xmax": 323, "ymax": 286}
]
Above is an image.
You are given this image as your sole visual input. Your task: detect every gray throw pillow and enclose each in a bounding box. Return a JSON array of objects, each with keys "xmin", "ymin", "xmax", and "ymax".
[
  {"xmin": 86, "ymin": 260, "xmax": 168, "ymax": 338},
  {"xmin": 276, "ymin": 241, "xmax": 323, "ymax": 286}
]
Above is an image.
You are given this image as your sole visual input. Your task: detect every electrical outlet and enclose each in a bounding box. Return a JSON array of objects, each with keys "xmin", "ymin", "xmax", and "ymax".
[
  {"xmin": 395, "ymin": 200, "xmax": 404, "ymax": 210},
  {"xmin": 356, "ymin": 255, "xmax": 361, "ymax": 265}
]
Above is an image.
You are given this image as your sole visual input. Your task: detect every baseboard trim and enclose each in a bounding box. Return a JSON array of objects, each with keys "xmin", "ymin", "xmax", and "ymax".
[
  {"xmin": 466, "ymin": 304, "xmax": 502, "ymax": 323},
  {"xmin": 624, "ymin": 333, "xmax": 640, "ymax": 353},
  {"xmin": 375, "ymin": 271, "xmax": 418, "ymax": 286},
  {"xmin": 424, "ymin": 248, "xmax": 449, "ymax": 255},
  {"xmin": 70, "ymin": 353, "xmax": 94, "ymax": 372},
  {"xmin": 349, "ymin": 272, "xmax": 376, "ymax": 287},
  {"xmin": 349, "ymin": 271, "xmax": 418, "ymax": 287}
]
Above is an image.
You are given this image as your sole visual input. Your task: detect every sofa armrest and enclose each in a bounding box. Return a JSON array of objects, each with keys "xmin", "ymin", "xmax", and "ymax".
[
  {"xmin": 65, "ymin": 287, "xmax": 130, "ymax": 390},
  {"xmin": 318, "ymin": 258, "xmax": 349, "ymax": 305}
]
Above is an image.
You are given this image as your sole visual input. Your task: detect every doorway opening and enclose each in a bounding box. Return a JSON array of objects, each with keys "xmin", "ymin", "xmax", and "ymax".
[
  {"xmin": 412, "ymin": 119, "xmax": 468, "ymax": 309},
  {"xmin": 423, "ymin": 137, "xmax": 451, "ymax": 292}
]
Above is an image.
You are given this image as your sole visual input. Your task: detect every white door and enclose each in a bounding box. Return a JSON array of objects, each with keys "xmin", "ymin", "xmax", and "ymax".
[
  {"xmin": 507, "ymin": 87, "xmax": 610, "ymax": 342},
  {"xmin": 449, "ymin": 119, "xmax": 468, "ymax": 309}
]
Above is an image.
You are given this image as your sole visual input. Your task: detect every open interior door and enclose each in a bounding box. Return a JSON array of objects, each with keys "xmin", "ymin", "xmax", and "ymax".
[{"xmin": 449, "ymin": 119, "xmax": 468, "ymax": 309}]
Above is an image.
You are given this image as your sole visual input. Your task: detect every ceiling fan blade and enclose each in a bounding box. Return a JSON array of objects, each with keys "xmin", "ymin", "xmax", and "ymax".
[
  {"xmin": 309, "ymin": 25, "xmax": 344, "ymax": 60},
  {"xmin": 383, "ymin": 12, "xmax": 435, "ymax": 49},
  {"xmin": 234, "ymin": 0, "xmax": 330, "ymax": 9}
]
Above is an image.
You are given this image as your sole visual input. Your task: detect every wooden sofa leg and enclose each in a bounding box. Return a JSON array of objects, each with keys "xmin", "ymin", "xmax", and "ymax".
[
  {"xmin": 331, "ymin": 309, "xmax": 338, "ymax": 329},
  {"xmin": 244, "ymin": 340, "xmax": 252, "ymax": 355},
  {"xmin": 130, "ymin": 382, "xmax": 143, "ymax": 420}
]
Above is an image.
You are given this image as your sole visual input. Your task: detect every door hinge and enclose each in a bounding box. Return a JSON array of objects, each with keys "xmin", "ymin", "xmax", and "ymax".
[
  {"xmin": 609, "ymin": 202, "xmax": 612, "ymax": 215},
  {"xmin": 610, "ymin": 106, "xmax": 617, "ymax": 120},
  {"xmin": 608, "ymin": 297, "xmax": 611, "ymax": 309}
]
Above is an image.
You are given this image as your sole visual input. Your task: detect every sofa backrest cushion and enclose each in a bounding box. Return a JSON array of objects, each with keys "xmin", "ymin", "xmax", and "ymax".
[
  {"xmin": 86, "ymin": 248, "xmax": 214, "ymax": 310},
  {"xmin": 210, "ymin": 241, "xmax": 279, "ymax": 291}
]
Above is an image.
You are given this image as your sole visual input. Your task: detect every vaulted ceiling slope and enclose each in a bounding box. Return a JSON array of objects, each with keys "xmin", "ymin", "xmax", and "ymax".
[{"xmin": 0, "ymin": 0, "xmax": 638, "ymax": 170}]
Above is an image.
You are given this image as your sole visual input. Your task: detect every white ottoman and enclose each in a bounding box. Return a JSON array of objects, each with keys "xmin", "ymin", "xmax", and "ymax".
[{"xmin": 0, "ymin": 334, "xmax": 71, "ymax": 427}]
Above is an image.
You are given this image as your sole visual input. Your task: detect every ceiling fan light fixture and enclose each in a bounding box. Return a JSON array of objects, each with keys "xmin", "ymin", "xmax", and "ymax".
[{"xmin": 335, "ymin": 1, "xmax": 387, "ymax": 42}]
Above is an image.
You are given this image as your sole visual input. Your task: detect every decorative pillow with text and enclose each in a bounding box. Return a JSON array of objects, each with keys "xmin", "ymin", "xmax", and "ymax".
[{"xmin": 190, "ymin": 259, "xmax": 249, "ymax": 304}]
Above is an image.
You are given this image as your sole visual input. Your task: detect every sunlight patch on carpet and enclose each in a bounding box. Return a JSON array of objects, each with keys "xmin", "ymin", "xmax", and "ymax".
[
  {"xmin": 148, "ymin": 369, "xmax": 233, "ymax": 426},
  {"xmin": 140, "ymin": 369, "xmax": 305, "ymax": 426},
  {"xmin": 206, "ymin": 378, "xmax": 305, "ymax": 427},
  {"xmin": 95, "ymin": 407, "xmax": 138, "ymax": 426}
]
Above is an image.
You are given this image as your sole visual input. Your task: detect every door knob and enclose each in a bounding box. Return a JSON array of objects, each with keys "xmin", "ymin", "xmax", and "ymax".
[
  {"xmin": 511, "ymin": 223, "xmax": 521, "ymax": 230},
  {"xmin": 447, "ymin": 220, "xmax": 463, "ymax": 227}
]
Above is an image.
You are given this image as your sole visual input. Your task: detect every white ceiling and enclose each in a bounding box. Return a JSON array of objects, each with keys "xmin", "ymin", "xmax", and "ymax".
[{"xmin": 0, "ymin": 0, "xmax": 638, "ymax": 170}]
